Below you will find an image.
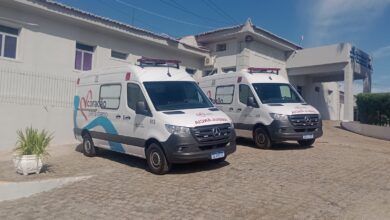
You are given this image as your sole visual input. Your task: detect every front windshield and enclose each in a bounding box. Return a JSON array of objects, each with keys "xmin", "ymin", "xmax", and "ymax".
[
  {"xmin": 143, "ymin": 81, "xmax": 213, "ymax": 111},
  {"xmin": 252, "ymin": 83, "xmax": 304, "ymax": 104}
]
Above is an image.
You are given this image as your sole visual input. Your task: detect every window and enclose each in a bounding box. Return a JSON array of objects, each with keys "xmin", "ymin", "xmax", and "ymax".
[
  {"xmin": 75, "ymin": 43, "xmax": 94, "ymax": 71},
  {"xmin": 216, "ymin": 43, "xmax": 226, "ymax": 52},
  {"xmin": 185, "ymin": 68, "xmax": 196, "ymax": 75},
  {"xmin": 127, "ymin": 83, "xmax": 147, "ymax": 111},
  {"xmin": 204, "ymin": 69, "xmax": 217, "ymax": 76},
  {"xmin": 0, "ymin": 24, "xmax": 19, "ymax": 59},
  {"xmin": 222, "ymin": 67, "xmax": 236, "ymax": 73},
  {"xmin": 252, "ymin": 83, "xmax": 303, "ymax": 104},
  {"xmin": 143, "ymin": 81, "xmax": 213, "ymax": 111},
  {"xmin": 111, "ymin": 50, "xmax": 128, "ymax": 60},
  {"xmin": 215, "ymin": 85, "xmax": 234, "ymax": 104},
  {"xmin": 99, "ymin": 84, "xmax": 121, "ymax": 109},
  {"xmin": 239, "ymin": 84, "xmax": 256, "ymax": 105}
]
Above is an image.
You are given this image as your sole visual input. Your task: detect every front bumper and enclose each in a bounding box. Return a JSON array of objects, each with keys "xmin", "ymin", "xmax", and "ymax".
[
  {"xmin": 161, "ymin": 130, "xmax": 236, "ymax": 164},
  {"xmin": 268, "ymin": 119, "xmax": 323, "ymax": 141}
]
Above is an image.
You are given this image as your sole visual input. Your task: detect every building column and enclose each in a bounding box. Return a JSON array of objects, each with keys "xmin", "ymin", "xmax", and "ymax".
[
  {"xmin": 363, "ymin": 71, "xmax": 372, "ymax": 93},
  {"xmin": 236, "ymin": 41, "xmax": 250, "ymax": 71},
  {"xmin": 343, "ymin": 62, "xmax": 354, "ymax": 121}
]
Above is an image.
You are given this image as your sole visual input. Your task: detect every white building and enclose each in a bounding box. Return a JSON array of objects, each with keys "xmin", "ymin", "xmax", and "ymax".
[{"xmin": 0, "ymin": 0, "xmax": 372, "ymax": 149}]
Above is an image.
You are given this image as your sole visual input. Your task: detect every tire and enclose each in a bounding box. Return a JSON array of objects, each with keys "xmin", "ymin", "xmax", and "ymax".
[
  {"xmin": 82, "ymin": 133, "xmax": 96, "ymax": 157},
  {"xmin": 210, "ymin": 156, "xmax": 226, "ymax": 164},
  {"xmin": 298, "ymin": 139, "xmax": 315, "ymax": 147},
  {"xmin": 146, "ymin": 143, "xmax": 171, "ymax": 175},
  {"xmin": 253, "ymin": 127, "xmax": 272, "ymax": 149}
]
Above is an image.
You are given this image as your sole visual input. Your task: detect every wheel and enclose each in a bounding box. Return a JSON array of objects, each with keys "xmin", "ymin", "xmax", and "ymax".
[
  {"xmin": 82, "ymin": 133, "xmax": 96, "ymax": 157},
  {"xmin": 210, "ymin": 156, "xmax": 226, "ymax": 164},
  {"xmin": 298, "ymin": 139, "xmax": 315, "ymax": 147},
  {"xmin": 253, "ymin": 127, "xmax": 272, "ymax": 149},
  {"xmin": 146, "ymin": 143, "xmax": 171, "ymax": 175}
]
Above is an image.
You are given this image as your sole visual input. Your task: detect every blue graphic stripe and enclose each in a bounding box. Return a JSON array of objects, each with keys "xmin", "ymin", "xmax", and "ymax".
[{"xmin": 73, "ymin": 96, "xmax": 125, "ymax": 153}]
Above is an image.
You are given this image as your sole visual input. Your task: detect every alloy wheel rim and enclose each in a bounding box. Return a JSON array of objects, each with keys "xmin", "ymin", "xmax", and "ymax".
[
  {"xmin": 151, "ymin": 152, "xmax": 161, "ymax": 168},
  {"xmin": 84, "ymin": 140, "xmax": 91, "ymax": 153},
  {"xmin": 256, "ymin": 132, "xmax": 266, "ymax": 144}
]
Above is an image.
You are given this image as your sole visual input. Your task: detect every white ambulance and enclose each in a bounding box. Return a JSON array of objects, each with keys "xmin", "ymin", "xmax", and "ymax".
[
  {"xmin": 198, "ymin": 67, "xmax": 323, "ymax": 149},
  {"xmin": 74, "ymin": 58, "xmax": 236, "ymax": 174}
]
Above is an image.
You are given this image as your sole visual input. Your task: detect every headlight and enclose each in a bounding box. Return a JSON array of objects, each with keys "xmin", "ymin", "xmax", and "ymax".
[
  {"xmin": 270, "ymin": 113, "xmax": 289, "ymax": 121},
  {"xmin": 165, "ymin": 124, "xmax": 190, "ymax": 134}
]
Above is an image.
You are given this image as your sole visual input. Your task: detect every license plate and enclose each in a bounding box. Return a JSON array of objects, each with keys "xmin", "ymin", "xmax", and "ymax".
[
  {"xmin": 303, "ymin": 134, "xmax": 314, "ymax": 139},
  {"xmin": 211, "ymin": 151, "xmax": 225, "ymax": 159}
]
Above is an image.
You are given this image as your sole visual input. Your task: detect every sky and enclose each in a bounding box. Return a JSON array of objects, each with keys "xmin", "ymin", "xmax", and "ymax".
[{"xmin": 56, "ymin": 0, "xmax": 390, "ymax": 92}]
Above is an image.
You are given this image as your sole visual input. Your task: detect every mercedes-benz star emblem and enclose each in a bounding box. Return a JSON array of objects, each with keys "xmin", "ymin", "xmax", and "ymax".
[
  {"xmin": 212, "ymin": 127, "xmax": 221, "ymax": 137},
  {"xmin": 304, "ymin": 116, "xmax": 311, "ymax": 122}
]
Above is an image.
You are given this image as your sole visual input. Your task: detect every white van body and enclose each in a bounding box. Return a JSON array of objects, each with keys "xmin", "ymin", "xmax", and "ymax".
[
  {"xmin": 74, "ymin": 61, "xmax": 236, "ymax": 174},
  {"xmin": 198, "ymin": 68, "xmax": 323, "ymax": 148}
]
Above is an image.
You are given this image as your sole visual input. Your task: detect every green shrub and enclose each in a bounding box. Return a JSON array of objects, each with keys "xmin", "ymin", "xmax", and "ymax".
[
  {"xmin": 15, "ymin": 127, "xmax": 53, "ymax": 157},
  {"xmin": 356, "ymin": 93, "xmax": 390, "ymax": 126}
]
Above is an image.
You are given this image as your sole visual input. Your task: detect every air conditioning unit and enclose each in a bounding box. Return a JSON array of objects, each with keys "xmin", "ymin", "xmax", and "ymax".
[{"xmin": 204, "ymin": 56, "xmax": 215, "ymax": 67}]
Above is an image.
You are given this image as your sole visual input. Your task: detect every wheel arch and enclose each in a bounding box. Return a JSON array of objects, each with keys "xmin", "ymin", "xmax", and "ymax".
[
  {"xmin": 252, "ymin": 123, "xmax": 271, "ymax": 139},
  {"xmin": 81, "ymin": 129, "xmax": 91, "ymax": 138}
]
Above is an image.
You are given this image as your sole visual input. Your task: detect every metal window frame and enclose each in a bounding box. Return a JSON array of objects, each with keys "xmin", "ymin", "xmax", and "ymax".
[
  {"xmin": 215, "ymin": 84, "xmax": 235, "ymax": 104},
  {"xmin": 111, "ymin": 50, "xmax": 128, "ymax": 60},
  {"xmin": 99, "ymin": 83, "xmax": 122, "ymax": 110},
  {"xmin": 75, "ymin": 49, "xmax": 94, "ymax": 71},
  {"xmin": 0, "ymin": 31, "xmax": 18, "ymax": 59}
]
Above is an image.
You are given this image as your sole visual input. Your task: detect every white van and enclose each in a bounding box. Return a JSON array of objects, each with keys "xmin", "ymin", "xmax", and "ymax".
[
  {"xmin": 74, "ymin": 58, "xmax": 236, "ymax": 174},
  {"xmin": 198, "ymin": 67, "xmax": 322, "ymax": 149}
]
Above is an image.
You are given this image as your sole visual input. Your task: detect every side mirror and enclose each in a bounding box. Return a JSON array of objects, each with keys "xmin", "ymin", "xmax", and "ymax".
[
  {"xmin": 136, "ymin": 101, "xmax": 150, "ymax": 116},
  {"xmin": 247, "ymin": 97, "xmax": 258, "ymax": 108}
]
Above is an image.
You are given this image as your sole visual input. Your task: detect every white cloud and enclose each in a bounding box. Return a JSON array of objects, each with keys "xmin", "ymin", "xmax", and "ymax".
[
  {"xmin": 305, "ymin": 0, "xmax": 390, "ymax": 46},
  {"xmin": 372, "ymin": 45, "xmax": 390, "ymax": 58}
]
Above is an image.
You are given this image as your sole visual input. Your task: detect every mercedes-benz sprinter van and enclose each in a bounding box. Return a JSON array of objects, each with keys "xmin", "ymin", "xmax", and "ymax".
[
  {"xmin": 74, "ymin": 58, "xmax": 236, "ymax": 174},
  {"xmin": 198, "ymin": 67, "xmax": 322, "ymax": 149}
]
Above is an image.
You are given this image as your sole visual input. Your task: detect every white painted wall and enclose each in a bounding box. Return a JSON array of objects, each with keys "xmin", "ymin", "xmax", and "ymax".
[{"xmin": 0, "ymin": 2, "xmax": 204, "ymax": 149}]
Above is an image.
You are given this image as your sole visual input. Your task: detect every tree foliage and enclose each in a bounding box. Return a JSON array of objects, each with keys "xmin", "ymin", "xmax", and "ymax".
[{"xmin": 356, "ymin": 93, "xmax": 390, "ymax": 126}]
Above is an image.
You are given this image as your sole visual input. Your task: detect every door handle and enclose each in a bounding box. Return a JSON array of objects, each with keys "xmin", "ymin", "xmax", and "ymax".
[
  {"xmin": 123, "ymin": 115, "xmax": 131, "ymax": 120},
  {"xmin": 115, "ymin": 115, "xmax": 121, "ymax": 119},
  {"xmin": 237, "ymin": 108, "xmax": 242, "ymax": 112},
  {"xmin": 229, "ymin": 107, "xmax": 234, "ymax": 111}
]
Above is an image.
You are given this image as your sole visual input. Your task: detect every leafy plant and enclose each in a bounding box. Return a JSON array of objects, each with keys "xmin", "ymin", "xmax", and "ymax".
[
  {"xmin": 356, "ymin": 93, "xmax": 390, "ymax": 126},
  {"xmin": 15, "ymin": 127, "xmax": 53, "ymax": 157}
]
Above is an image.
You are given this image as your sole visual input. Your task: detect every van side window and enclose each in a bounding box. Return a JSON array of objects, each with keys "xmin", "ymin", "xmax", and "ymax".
[
  {"xmin": 127, "ymin": 83, "xmax": 146, "ymax": 111},
  {"xmin": 215, "ymin": 85, "xmax": 234, "ymax": 104},
  {"xmin": 99, "ymin": 84, "xmax": 121, "ymax": 109},
  {"xmin": 239, "ymin": 84, "xmax": 255, "ymax": 105}
]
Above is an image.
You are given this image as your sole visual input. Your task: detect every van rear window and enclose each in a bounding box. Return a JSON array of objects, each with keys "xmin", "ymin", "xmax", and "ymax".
[
  {"xmin": 215, "ymin": 85, "xmax": 234, "ymax": 104},
  {"xmin": 99, "ymin": 84, "xmax": 121, "ymax": 109}
]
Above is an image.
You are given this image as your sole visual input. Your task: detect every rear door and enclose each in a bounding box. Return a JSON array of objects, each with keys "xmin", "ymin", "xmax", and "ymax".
[{"xmin": 95, "ymin": 83, "xmax": 123, "ymax": 148}]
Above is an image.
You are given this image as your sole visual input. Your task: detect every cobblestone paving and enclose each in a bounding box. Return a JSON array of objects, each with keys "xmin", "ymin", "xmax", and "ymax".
[{"xmin": 0, "ymin": 121, "xmax": 390, "ymax": 219}]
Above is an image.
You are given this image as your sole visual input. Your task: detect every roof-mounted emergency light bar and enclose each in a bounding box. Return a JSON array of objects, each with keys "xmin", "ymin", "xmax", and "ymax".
[
  {"xmin": 248, "ymin": 67, "xmax": 280, "ymax": 75},
  {"xmin": 137, "ymin": 57, "xmax": 181, "ymax": 69}
]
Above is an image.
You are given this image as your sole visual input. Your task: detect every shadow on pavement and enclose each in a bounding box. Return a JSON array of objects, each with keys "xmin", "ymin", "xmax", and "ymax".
[
  {"xmin": 236, "ymin": 137, "xmax": 313, "ymax": 151},
  {"xmin": 74, "ymin": 144, "xmax": 230, "ymax": 174}
]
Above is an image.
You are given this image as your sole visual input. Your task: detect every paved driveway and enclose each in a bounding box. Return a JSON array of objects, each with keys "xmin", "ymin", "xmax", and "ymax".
[{"xmin": 0, "ymin": 121, "xmax": 390, "ymax": 219}]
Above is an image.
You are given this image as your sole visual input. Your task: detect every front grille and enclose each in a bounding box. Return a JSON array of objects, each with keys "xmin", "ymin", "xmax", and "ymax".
[
  {"xmin": 289, "ymin": 114, "xmax": 319, "ymax": 128},
  {"xmin": 191, "ymin": 123, "xmax": 231, "ymax": 143}
]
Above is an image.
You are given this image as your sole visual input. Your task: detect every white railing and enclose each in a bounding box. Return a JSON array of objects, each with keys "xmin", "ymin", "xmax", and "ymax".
[{"xmin": 0, "ymin": 69, "xmax": 76, "ymax": 108}]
